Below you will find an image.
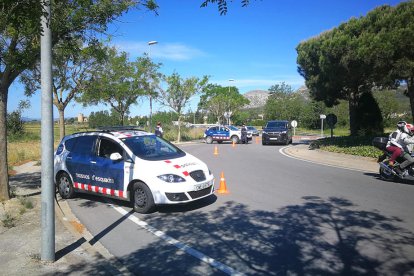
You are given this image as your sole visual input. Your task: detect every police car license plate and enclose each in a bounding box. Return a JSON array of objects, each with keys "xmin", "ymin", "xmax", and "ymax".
[
  {"xmin": 270, "ymin": 138, "xmax": 278, "ymax": 140},
  {"xmin": 194, "ymin": 181, "xmax": 211, "ymax": 191}
]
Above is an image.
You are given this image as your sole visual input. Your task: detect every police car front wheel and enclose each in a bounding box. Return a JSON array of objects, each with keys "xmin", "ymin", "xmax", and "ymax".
[
  {"xmin": 132, "ymin": 182, "xmax": 155, "ymax": 213},
  {"xmin": 57, "ymin": 172, "xmax": 75, "ymax": 199}
]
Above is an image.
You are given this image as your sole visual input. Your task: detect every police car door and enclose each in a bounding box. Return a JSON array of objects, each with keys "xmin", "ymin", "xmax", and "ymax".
[
  {"xmin": 91, "ymin": 137, "xmax": 125, "ymax": 194},
  {"xmin": 65, "ymin": 135, "xmax": 97, "ymax": 186},
  {"xmin": 221, "ymin": 126, "xmax": 230, "ymax": 140}
]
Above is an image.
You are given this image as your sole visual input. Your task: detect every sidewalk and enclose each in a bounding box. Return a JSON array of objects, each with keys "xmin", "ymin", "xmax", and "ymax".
[
  {"xmin": 0, "ymin": 162, "xmax": 128, "ymax": 275},
  {"xmin": 284, "ymin": 143, "xmax": 378, "ymax": 173},
  {"xmin": 0, "ymin": 142, "xmax": 379, "ymax": 275}
]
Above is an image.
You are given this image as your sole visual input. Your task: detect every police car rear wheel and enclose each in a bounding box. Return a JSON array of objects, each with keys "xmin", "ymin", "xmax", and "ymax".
[
  {"xmin": 132, "ymin": 182, "xmax": 155, "ymax": 213},
  {"xmin": 57, "ymin": 172, "xmax": 75, "ymax": 199}
]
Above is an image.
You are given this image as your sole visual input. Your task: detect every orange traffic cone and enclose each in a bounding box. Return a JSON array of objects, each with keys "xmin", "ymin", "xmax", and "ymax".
[
  {"xmin": 216, "ymin": 171, "xmax": 229, "ymax": 194},
  {"xmin": 214, "ymin": 145, "xmax": 219, "ymax": 156},
  {"xmin": 232, "ymin": 140, "xmax": 236, "ymax": 148},
  {"xmin": 255, "ymin": 136, "xmax": 260, "ymax": 144}
]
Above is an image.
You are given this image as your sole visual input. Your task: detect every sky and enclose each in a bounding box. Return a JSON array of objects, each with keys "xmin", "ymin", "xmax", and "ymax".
[{"xmin": 8, "ymin": 0, "xmax": 406, "ymax": 119}]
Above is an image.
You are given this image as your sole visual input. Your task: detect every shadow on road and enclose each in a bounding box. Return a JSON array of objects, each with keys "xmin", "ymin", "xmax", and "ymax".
[{"xmin": 57, "ymin": 196, "xmax": 414, "ymax": 275}]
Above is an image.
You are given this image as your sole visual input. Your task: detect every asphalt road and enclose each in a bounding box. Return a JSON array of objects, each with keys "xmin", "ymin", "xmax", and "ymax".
[{"xmin": 68, "ymin": 141, "xmax": 414, "ymax": 275}]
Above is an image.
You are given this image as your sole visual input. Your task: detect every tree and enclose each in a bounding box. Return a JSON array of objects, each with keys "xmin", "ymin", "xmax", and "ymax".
[
  {"xmin": 21, "ymin": 40, "xmax": 105, "ymax": 140},
  {"xmin": 0, "ymin": 0, "xmax": 155, "ymax": 200},
  {"xmin": 201, "ymin": 0, "xmax": 253, "ymax": 15},
  {"xmin": 158, "ymin": 72, "xmax": 209, "ymax": 142},
  {"xmin": 79, "ymin": 49, "xmax": 159, "ymax": 125},
  {"xmin": 365, "ymin": 2, "xmax": 414, "ymax": 122},
  {"xmin": 88, "ymin": 110, "xmax": 119, "ymax": 128},
  {"xmin": 297, "ymin": 14, "xmax": 384, "ymax": 136},
  {"xmin": 198, "ymin": 84, "xmax": 249, "ymax": 124},
  {"xmin": 264, "ymin": 82, "xmax": 305, "ymax": 121},
  {"xmin": 7, "ymin": 100, "xmax": 30, "ymax": 136}
]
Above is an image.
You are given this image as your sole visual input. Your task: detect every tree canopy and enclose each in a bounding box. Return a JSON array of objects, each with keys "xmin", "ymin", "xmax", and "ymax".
[
  {"xmin": 198, "ymin": 84, "xmax": 249, "ymax": 125},
  {"xmin": 296, "ymin": 2, "xmax": 414, "ymax": 135},
  {"xmin": 158, "ymin": 72, "xmax": 209, "ymax": 142}
]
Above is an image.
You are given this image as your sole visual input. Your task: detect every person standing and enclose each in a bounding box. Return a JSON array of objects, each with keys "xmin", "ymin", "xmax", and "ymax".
[
  {"xmin": 155, "ymin": 122, "xmax": 163, "ymax": 138},
  {"xmin": 241, "ymin": 124, "xmax": 248, "ymax": 144}
]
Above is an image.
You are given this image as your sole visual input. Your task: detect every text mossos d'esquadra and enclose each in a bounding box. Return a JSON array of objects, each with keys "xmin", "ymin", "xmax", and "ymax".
[{"xmin": 76, "ymin": 173, "xmax": 114, "ymax": 184}]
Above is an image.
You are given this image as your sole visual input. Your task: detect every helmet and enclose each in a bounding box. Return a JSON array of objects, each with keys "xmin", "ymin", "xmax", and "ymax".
[{"xmin": 397, "ymin": 121, "xmax": 407, "ymax": 132}]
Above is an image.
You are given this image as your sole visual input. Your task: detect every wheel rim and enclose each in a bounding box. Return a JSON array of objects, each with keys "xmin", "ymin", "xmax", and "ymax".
[
  {"xmin": 59, "ymin": 175, "xmax": 70, "ymax": 196},
  {"xmin": 134, "ymin": 188, "xmax": 147, "ymax": 208}
]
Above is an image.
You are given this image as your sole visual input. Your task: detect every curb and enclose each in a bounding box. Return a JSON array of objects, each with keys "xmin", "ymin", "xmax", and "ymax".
[{"xmin": 55, "ymin": 197, "xmax": 133, "ymax": 275}]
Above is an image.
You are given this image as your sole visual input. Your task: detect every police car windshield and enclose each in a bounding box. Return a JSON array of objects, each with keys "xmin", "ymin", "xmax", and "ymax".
[
  {"xmin": 228, "ymin": 126, "xmax": 239, "ymax": 131},
  {"xmin": 122, "ymin": 135, "xmax": 185, "ymax": 160}
]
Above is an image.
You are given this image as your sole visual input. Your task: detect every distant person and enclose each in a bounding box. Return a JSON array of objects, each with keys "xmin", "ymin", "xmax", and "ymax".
[
  {"xmin": 241, "ymin": 124, "xmax": 248, "ymax": 144},
  {"xmin": 155, "ymin": 122, "xmax": 163, "ymax": 138}
]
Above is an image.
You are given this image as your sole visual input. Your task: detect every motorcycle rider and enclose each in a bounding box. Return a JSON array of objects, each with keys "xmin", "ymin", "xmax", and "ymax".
[
  {"xmin": 386, "ymin": 121, "xmax": 405, "ymax": 167},
  {"xmin": 395, "ymin": 122, "xmax": 414, "ymax": 175}
]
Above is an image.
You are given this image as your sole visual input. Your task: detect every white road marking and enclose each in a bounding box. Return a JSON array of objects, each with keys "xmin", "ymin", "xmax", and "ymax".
[{"xmin": 110, "ymin": 205, "xmax": 244, "ymax": 276}]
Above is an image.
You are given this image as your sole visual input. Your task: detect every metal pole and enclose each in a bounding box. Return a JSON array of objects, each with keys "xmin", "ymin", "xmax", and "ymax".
[
  {"xmin": 40, "ymin": 0, "xmax": 55, "ymax": 262},
  {"xmin": 147, "ymin": 41, "xmax": 157, "ymax": 132},
  {"xmin": 321, "ymin": 118, "xmax": 324, "ymax": 138}
]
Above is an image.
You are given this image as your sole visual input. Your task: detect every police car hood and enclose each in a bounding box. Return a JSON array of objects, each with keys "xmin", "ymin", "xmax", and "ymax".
[{"xmin": 138, "ymin": 153, "xmax": 208, "ymax": 176}]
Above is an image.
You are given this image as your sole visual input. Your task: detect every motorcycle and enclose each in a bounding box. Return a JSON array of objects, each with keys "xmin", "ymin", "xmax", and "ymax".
[{"xmin": 372, "ymin": 137, "xmax": 414, "ymax": 181}]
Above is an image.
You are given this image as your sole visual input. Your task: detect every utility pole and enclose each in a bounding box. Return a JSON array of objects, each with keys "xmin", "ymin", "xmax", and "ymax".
[{"xmin": 40, "ymin": 0, "xmax": 55, "ymax": 261}]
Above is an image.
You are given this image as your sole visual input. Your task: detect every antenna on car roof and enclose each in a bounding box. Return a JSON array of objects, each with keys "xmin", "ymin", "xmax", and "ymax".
[{"xmin": 96, "ymin": 126, "xmax": 147, "ymax": 132}]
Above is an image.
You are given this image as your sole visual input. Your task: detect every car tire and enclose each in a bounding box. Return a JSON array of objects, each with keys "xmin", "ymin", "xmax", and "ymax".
[
  {"xmin": 57, "ymin": 172, "xmax": 75, "ymax": 199},
  {"xmin": 231, "ymin": 135, "xmax": 239, "ymax": 144},
  {"xmin": 132, "ymin": 182, "xmax": 155, "ymax": 214},
  {"xmin": 205, "ymin": 136, "xmax": 213, "ymax": 144}
]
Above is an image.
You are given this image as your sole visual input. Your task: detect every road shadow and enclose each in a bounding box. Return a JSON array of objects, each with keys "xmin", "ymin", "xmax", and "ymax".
[{"xmin": 58, "ymin": 196, "xmax": 414, "ymax": 275}]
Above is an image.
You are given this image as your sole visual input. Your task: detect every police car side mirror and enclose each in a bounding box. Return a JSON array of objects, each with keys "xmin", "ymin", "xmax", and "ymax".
[{"xmin": 110, "ymin": 152, "xmax": 123, "ymax": 161}]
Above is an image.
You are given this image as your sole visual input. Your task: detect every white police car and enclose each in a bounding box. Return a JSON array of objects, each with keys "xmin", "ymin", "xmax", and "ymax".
[{"xmin": 54, "ymin": 127, "xmax": 215, "ymax": 213}]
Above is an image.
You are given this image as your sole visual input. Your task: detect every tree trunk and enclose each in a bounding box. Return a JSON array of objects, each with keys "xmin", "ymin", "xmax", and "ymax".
[
  {"xmin": 407, "ymin": 77, "xmax": 414, "ymax": 123},
  {"xmin": 58, "ymin": 107, "xmax": 65, "ymax": 141},
  {"xmin": 0, "ymin": 85, "xmax": 10, "ymax": 201},
  {"xmin": 177, "ymin": 116, "xmax": 181, "ymax": 143},
  {"xmin": 348, "ymin": 91, "xmax": 359, "ymax": 136}
]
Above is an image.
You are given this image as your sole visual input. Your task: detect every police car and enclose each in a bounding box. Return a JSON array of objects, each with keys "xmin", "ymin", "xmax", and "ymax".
[
  {"xmin": 204, "ymin": 125, "xmax": 252, "ymax": 144},
  {"xmin": 54, "ymin": 127, "xmax": 215, "ymax": 213}
]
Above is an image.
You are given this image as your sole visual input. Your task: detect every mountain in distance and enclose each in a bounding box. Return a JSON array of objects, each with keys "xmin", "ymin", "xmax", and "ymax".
[
  {"xmin": 242, "ymin": 90, "xmax": 269, "ymax": 109},
  {"xmin": 242, "ymin": 86, "xmax": 311, "ymax": 109}
]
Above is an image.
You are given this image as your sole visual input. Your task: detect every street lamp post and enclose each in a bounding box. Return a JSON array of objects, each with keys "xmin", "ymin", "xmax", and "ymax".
[
  {"xmin": 227, "ymin": 79, "xmax": 234, "ymax": 125},
  {"xmin": 148, "ymin": 40, "xmax": 158, "ymax": 132}
]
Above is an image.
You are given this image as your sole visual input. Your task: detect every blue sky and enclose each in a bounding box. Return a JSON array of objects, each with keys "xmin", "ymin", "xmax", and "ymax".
[{"xmin": 9, "ymin": 0, "xmax": 405, "ymax": 119}]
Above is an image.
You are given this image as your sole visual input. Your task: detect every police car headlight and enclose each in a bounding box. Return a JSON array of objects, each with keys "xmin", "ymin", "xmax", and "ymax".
[
  {"xmin": 262, "ymin": 131, "xmax": 267, "ymax": 134},
  {"xmin": 157, "ymin": 174, "xmax": 186, "ymax": 183}
]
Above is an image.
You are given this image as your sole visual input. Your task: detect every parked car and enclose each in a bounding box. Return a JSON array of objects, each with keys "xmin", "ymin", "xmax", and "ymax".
[
  {"xmin": 246, "ymin": 126, "xmax": 259, "ymax": 136},
  {"xmin": 54, "ymin": 127, "xmax": 215, "ymax": 213},
  {"xmin": 204, "ymin": 125, "xmax": 252, "ymax": 144},
  {"xmin": 262, "ymin": 120, "xmax": 292, "ymax": 145}
]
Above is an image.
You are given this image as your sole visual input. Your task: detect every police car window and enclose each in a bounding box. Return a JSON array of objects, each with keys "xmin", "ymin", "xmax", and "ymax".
[
  {"xmin": 122, "ymin": 135, "xmax": 185, "ymax": 160},
  {"xmin": 98, "ymin": 138, "xmax": 123, "ymax": 158},
  {"xmin": 72, "ymin": 136, "xmax": 96, "ymax": 155},
  {"xmin": 64, "ymin": 138, "xmax": 76, "ymax": 152}
]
